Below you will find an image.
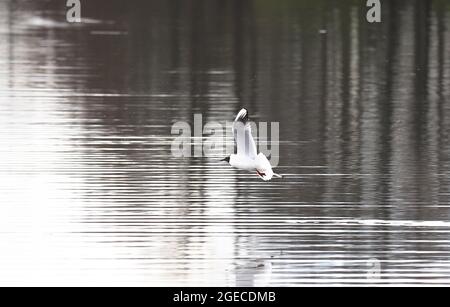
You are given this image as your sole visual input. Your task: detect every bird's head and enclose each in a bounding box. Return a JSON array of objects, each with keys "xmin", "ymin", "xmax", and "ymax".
[{"xmin": 220, "ymin": 156, "xmax": 230, "ymax": 164}]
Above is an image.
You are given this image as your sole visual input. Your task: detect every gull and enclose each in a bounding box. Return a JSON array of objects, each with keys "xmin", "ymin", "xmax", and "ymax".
[{"xmin": 221, "ymin": 108, "xmax": 282, "ymax": 181}]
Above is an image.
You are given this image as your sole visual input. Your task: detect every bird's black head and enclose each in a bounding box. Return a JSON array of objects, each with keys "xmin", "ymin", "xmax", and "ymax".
[{"xmin": 221, "ymin": 156, "xmax": 230, "ymax": 163}]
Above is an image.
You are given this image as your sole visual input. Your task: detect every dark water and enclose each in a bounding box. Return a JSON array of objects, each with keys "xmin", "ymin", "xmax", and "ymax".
[{"xmin": 0, "ymin": 0, "xmax": 450, "ymax": 286}]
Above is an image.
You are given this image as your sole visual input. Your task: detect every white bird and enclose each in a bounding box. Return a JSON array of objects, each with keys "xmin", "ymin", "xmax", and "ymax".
[{"xmin": 221, "ymin": 108, "xmax": 282, "ymax": 181}]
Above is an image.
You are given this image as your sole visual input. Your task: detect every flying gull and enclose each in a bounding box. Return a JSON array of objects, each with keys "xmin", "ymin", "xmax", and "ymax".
[{"xmin": 221, "ymin": 108, "xmax": 282, "ymax": 181}]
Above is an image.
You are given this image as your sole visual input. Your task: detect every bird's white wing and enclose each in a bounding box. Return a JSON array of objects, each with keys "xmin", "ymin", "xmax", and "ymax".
[{"xmin": 232, "ymin": 108, "xmax": 257, "ymax": 159}]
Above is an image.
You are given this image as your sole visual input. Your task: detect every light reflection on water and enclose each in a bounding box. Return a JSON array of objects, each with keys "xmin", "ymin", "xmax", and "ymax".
[{"xmin": 0, "ymin": 0, "xmax": 450, "ymax": 286}]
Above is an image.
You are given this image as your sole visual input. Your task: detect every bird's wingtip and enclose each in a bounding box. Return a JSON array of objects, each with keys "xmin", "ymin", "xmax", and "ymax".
[{"xmin": 234, "ymin": 108, "xmax": 249, "ymax": 122}]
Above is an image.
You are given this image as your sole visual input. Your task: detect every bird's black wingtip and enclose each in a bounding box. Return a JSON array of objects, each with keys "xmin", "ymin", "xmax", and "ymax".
[{"xmin": 235, "ymin": 108, "xmax": 249, "ymax": 123}]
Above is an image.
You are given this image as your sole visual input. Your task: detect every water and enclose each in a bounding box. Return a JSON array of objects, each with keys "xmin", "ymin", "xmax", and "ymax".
[{"xmin": 0, "ymin": 0, "xmax": 449, "ymax": 286}]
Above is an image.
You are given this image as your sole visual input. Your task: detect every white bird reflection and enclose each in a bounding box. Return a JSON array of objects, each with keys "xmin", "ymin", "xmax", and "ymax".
[{"xmin": 230, "ymin": 256, "xmax": 273, "ymax": 287}]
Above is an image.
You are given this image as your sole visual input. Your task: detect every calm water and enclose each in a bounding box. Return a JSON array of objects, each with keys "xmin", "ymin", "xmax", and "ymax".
[{"xmin": 0, "ymin": 0, "xmax": 450, "ymax": 286}]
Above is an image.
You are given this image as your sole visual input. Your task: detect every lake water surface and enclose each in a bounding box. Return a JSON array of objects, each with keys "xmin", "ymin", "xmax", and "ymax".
[{"xmin": 0, "ymin": 0, "xmax": 450, "ymax": 286}]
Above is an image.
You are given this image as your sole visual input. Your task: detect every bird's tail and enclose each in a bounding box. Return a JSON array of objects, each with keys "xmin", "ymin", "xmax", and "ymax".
[{"xmin": 273, "ymin": 173, "xmax": 283, "ymax": 178}]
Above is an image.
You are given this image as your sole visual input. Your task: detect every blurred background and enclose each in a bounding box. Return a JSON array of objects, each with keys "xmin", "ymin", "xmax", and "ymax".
[{"xmin": 0, "ymin": 0, "xmax": 449, "ymax": 285}]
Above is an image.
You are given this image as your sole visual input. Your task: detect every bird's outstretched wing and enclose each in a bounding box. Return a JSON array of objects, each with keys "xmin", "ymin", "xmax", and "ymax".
[{"xmin": 232, "ymin": 108, "xmax": 257, "ymax": 159}]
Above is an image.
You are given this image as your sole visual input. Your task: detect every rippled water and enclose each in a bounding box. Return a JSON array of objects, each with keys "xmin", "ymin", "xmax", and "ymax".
[{"xmin": 0, "ymin": 0, "xmax": 450, "ymax": 286}]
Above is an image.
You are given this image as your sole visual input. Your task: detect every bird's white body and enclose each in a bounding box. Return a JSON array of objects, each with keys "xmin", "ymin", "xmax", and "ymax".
[
  {"xmin": 225, "ymin": 108, "xmax": 282, "ymax": 181},
  {"xmin": 230, "ymin": 153, "xmax": 275, "ymax": 180},
  {"xmin": 229, "ymin": 154, "xmax": 255, "ymax": 170}
]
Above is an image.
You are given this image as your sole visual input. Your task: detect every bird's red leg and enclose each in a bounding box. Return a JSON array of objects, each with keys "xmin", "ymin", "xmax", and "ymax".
[{"xmin": 256, "ymin": 170, "xmax": 266, "ymax": 177}]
